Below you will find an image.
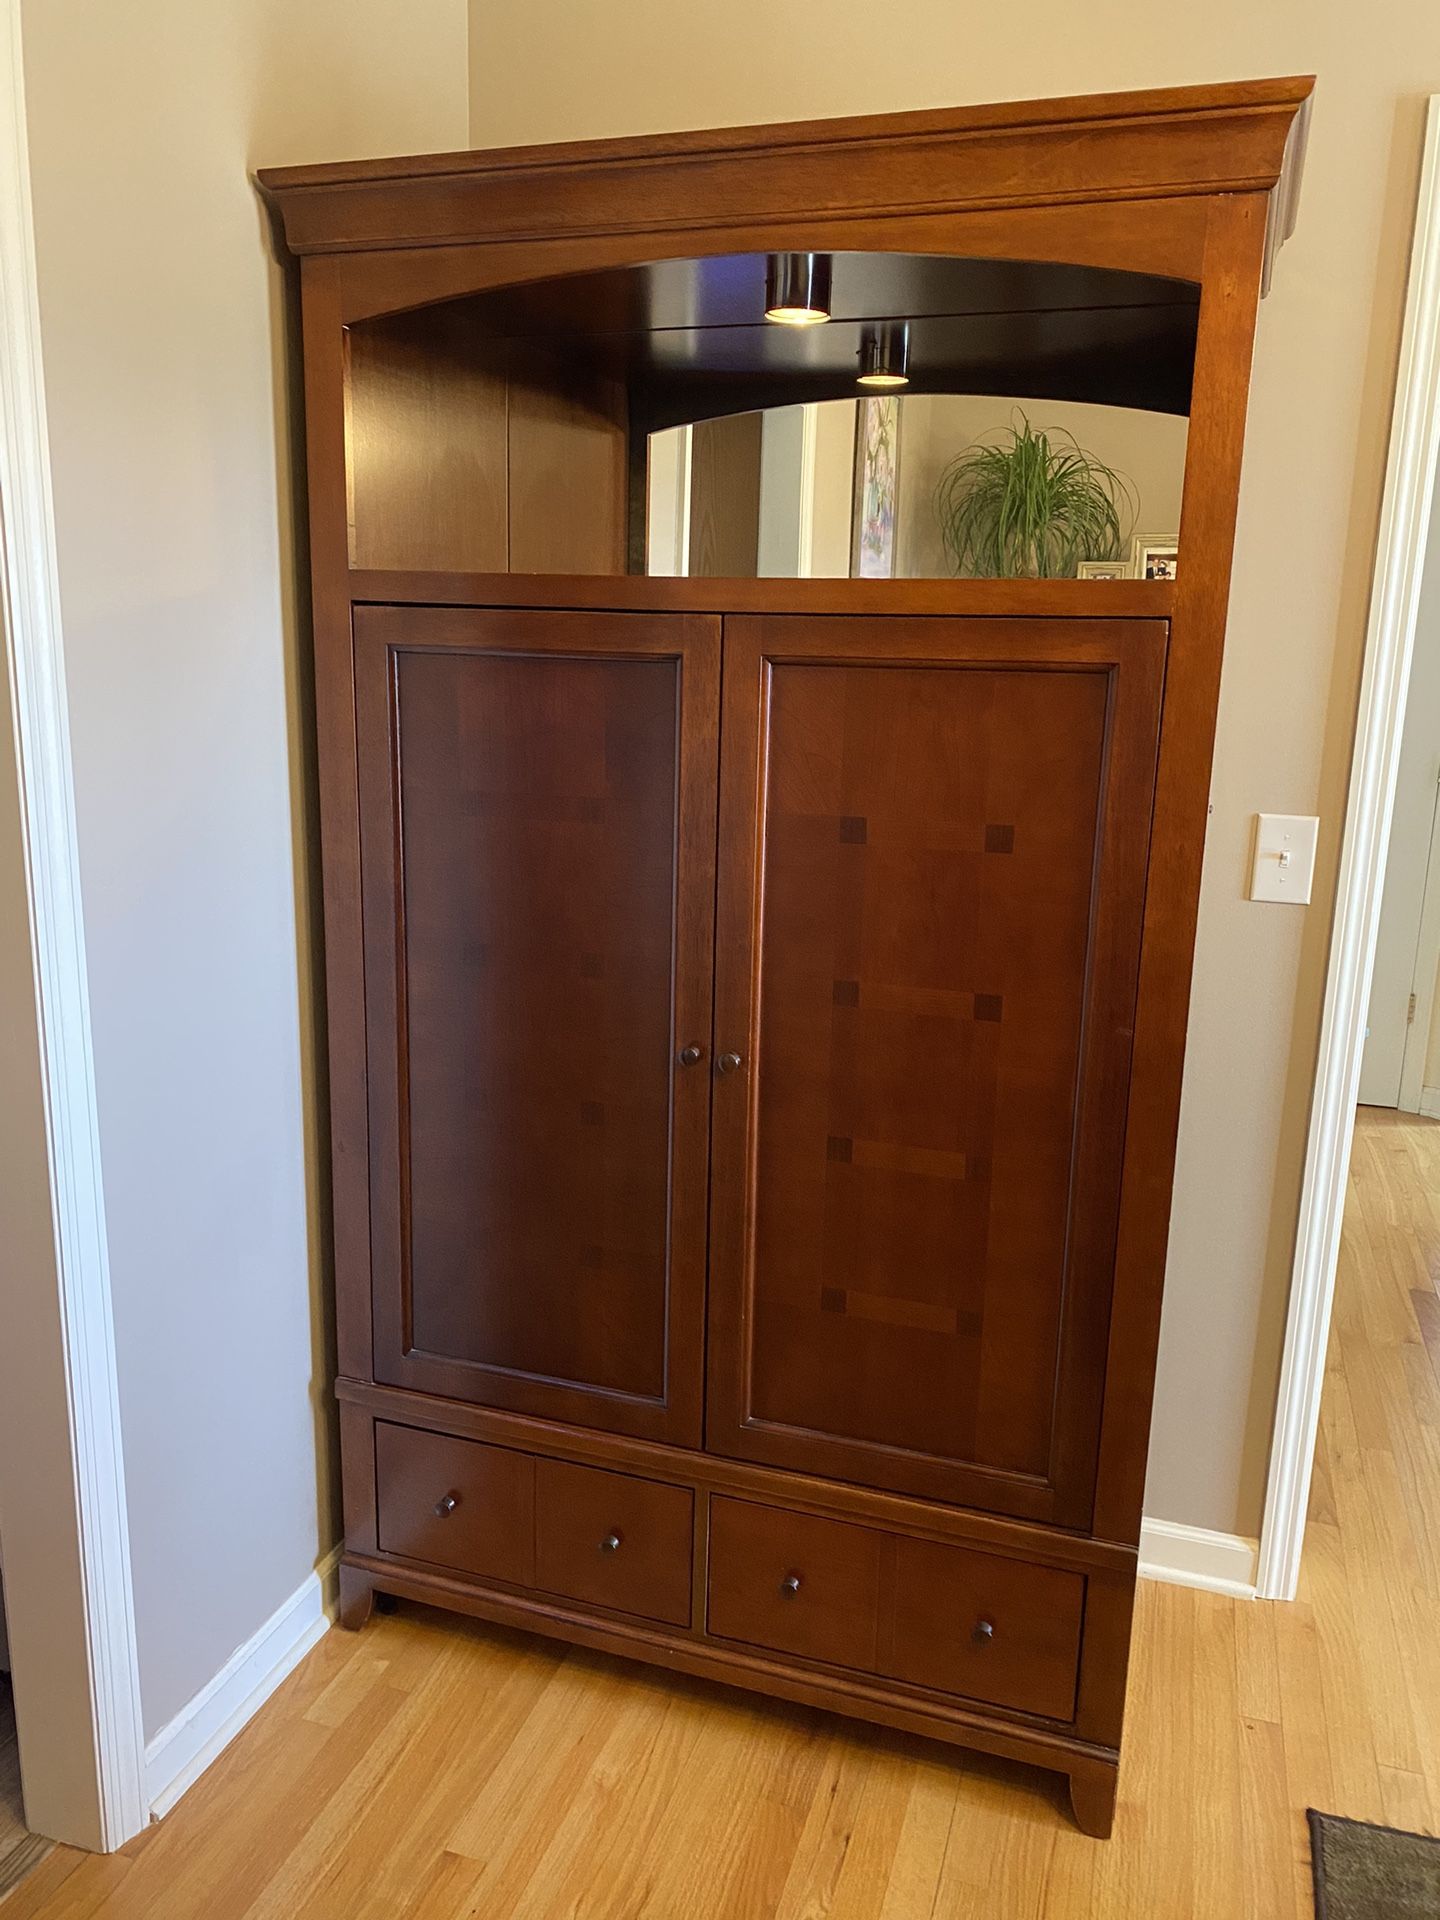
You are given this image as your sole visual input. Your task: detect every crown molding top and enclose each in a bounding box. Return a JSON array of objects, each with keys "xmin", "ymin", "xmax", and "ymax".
[{"xmin": 255, "ymin": 76, "xmax": 1315, "ymax": 261}]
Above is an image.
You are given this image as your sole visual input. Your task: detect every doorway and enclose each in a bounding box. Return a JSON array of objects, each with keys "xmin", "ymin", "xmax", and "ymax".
[{"xmin": 1260, "ymin": 95, "xmax": 1440, "ymax": 1598}]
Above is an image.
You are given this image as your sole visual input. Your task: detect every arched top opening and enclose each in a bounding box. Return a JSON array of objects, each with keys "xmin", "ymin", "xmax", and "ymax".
[{"xmin": 345, "ymin": 250, "xmax": 1199, "ymax": 579}]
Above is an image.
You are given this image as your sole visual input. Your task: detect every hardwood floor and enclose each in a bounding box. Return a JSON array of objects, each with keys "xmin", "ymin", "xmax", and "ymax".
[{"xmin": 6, "ymin": 1105, "xmax": 1439, "ymax": 1919}]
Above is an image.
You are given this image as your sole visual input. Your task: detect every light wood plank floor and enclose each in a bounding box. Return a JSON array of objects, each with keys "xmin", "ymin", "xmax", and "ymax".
[{"xmin": 7, "ymin": 1106, "xmax": 1440, "ymax": 1919}]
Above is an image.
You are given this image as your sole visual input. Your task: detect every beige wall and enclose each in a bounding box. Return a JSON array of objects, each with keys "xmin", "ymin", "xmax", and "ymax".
[
  {"xmin": 472, "ymin": 18, "xmax": 1440, "ymax": 1538},
  {"xmin": 19, "ymin": 0, "xmax": 467, "ymax": 1739}
]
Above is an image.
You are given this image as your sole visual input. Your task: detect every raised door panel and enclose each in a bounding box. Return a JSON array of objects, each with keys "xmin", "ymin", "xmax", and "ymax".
[
  {"xmin": 706, "ymin": 615, "xmax": 1164, "ymax": 1525},
  {"xmin": 355, "ymin": 604, "xmax": 719, "ymax": 1444}
]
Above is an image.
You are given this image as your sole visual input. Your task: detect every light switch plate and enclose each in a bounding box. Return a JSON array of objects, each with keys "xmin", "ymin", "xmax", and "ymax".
[{"xmin": 1250, "ymin": 813, "xmax": 1318, "ymax": 904}]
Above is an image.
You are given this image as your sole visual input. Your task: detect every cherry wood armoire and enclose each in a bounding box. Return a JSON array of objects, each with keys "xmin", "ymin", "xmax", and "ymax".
[{"xmin": 258, "ymin": 77, "xmax": 1312, "ymax": 1835}]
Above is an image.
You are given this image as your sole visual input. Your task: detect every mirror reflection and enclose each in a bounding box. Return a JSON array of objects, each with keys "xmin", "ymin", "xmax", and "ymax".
[
  {"xmin": 345, "ymin": 250, "xmax": 1196, "ymax": 580},
  {"xmin": 647, "ymin": 397, "xmax": 1186, "ymax": 581}
]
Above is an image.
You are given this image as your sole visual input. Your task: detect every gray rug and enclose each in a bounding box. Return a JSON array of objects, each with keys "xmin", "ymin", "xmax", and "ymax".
[{"xmin": 1309, "ymin": 1809, "xmax": 1440, "ymax": 1918}]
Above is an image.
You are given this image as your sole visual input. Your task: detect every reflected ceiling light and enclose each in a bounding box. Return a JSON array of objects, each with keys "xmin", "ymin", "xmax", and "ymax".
[
  {"xmin": 857, "ymin": 321, "xmax": 910, "ymax": 388},
  {"xmin": 764, "ymin": 251, "xmax": 832, "ymax": 325}
]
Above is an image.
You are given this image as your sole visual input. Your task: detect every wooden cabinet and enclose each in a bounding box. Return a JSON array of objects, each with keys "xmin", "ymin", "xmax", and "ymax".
[
  {"xmin": 706, "ymin": 1496, "xmax": 1086, "ymax": 1722},
  {"xmin": 706, "ymin": 616, "xmax": 1163, "ymax": 1523},
  {"xmin": 376, "ymin": 1422, "xmax": 694, "ymax": 1624},
  {"xmin": 259, "ymin": 75, "xmax": 1312, "ymax": 1839},
  {"xmin": 354, "ymin": 604, "xmax": 718, "ymax": 1444}
]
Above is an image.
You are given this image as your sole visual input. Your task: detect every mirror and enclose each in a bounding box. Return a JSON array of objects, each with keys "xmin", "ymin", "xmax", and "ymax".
[
  {"xmin": 344, "ymin": 251, "xmax": 1197, "ymax": 580},
  {"xmin": 646, "ymin": 396, "xmax": 1187, "ymax": 581}
]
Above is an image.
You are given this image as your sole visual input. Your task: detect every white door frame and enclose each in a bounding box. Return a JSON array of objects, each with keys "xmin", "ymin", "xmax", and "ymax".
[
  {"xmin": 1399, "ymin": 792, "xmax": 1440, "ymax": 1113},
  {"xmin": 1257, "ymin": 97, "xmax": 1440, "ymax": 1602},
  {"xmin": 0, "ymin": 0, "xmax": 148, "ymax": 1850}
]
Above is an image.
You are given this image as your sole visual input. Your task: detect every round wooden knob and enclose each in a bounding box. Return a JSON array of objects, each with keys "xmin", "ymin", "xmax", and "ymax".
[
  {"xmin": 718, "ymin": 1051, "xmax": 744, "ymax": 1074},
  {"xmin": 780, "ymin": 1573, "xmax": 802, "ymax": 1597},
  {"xmin": 678, "ymin": 1044, "xmax": 703, "ymax": 1067},
  {"xmin": 972, "ymin": 1617, "xmax": 995, "ymax": 1644},
  {"xmin": 599, "ymin": 1531, "xmax": 623, "ymax": 1554}
]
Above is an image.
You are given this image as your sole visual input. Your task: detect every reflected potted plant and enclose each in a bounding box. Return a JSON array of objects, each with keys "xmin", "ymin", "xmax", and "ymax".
[{"xmin": 934, "ymin": 413, "xmax": 1136, "ymax": 579}]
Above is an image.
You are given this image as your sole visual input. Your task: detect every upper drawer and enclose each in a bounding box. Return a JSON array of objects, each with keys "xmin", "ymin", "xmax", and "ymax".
[
  {"xmin": 706, "ymin": 1496, "xmax": 1084, "ymax": 1722},
  {"xmin": 374, "ymin": 1421, "xmax": 694, "ymax": 1626}
]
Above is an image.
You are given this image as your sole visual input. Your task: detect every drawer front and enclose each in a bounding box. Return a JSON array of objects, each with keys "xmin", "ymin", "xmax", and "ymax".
[
  {"xmin": 705, "ymin": 1496, "xmax": 1084, "ymax": 1722},
  {"xmin": 376, "ymin": 1422, "xmax": 534, "ymax": 1586},
  {"xmin": 890, "ymin": 1536, "xmax": 1084, "ymax": 1722},
  {"xmin": 373, "ymin": 1422, "xmax": 693, "ymax": 1627},
  {"xmin": 535, "ymin": 1457, "xmax": 693, "ymax": 1626},
  {"xmin": 707, "ymin": 1499, "xmax": 881, "ymax": 1670}
]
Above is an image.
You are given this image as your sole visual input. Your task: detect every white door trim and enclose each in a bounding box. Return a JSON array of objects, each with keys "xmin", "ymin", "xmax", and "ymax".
[
  {"xmin": 0, "ymin": 0, "xmax": 148, "ymax": 1847},
  {"xmin": 1256, "ymin": 97, "xmax": 1440, "ymax": 1602},
  {"xmin": 1395, "ymin": 774, "xmax": 1440, "ymax": 1112}
]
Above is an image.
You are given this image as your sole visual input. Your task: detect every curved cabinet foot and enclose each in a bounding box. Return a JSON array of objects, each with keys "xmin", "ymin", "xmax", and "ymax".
[
  {"xmin": 1067, "ymin": 1759, "xmax": 1118, "ymax": 1838},
  {"xmin": 338, "ymin": 1564, "xmax": 376, "ymax": 1632}
]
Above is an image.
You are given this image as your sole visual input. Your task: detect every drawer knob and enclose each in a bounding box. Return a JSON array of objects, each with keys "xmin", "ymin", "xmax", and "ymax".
[
  {"xmin": 718, "ymin": 1051, "xmax": 744, "ymax": 1075},
  {"xmin": 434, "ymin": 1492, "xmax": 459, "ymax": 1518},
  {"xmin": 972, "ymin": 1617, "xmax": 995, "ymax": 1644},
  {"xmin": 677, "ymin": 1044, "xmax": 703, "ymax": 1067},
  {"xmin": 780, "ymin": 1572, "xmax": 802, "ymax": 1597},
  {"xmin": 599, "ymin": 1531, "xmax": 623, "ymax": 1554}
]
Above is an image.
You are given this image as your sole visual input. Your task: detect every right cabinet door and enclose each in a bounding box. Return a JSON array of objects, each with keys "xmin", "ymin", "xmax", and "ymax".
[{"xmin": 706, "ymin": 615, "xmax": 1165, "ymax": 1528}]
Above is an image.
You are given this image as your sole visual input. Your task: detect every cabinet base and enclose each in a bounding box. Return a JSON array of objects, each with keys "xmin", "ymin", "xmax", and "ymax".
[
  {"xmin": 339, "ymin": 1550, "xmax": 1119, "ymax": 1835},
  {"xmin": 1066, "ymin": 1755, "xmax": 1119, "ymax": 1838},
  {"xmin": 338, "ymin": 1563, "xmax": 375, "ymax": 1631}
]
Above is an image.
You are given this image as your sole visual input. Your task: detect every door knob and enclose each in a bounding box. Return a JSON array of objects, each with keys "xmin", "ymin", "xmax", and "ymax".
[
  {"xmin": 599, "ymin": 1531, "xmax": 623, "ymax": 1554},
  {"xmin": 972, "ymin": 1617, "xmax": 995, "ymax": 1644},
  {"xmin": 434, "ymin": 1492, "xmax": 459, "ymax": 1518},
  {"xmin": 718, "ymin": 1051, "xmax": 744, "ymax": 1074},
  {"xmin": 677, "ymin": 1044, "xmax": 703, "ymax": 1067},
  {"xmin": 780, "ymin": 1572, "xmax": 802, "ymax": 1597}
]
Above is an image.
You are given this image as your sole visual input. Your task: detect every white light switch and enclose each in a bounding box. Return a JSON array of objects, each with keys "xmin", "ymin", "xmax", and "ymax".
[{"xmin": 1249, "ymin": 813, "xmax": 1318, "ymax": 904}]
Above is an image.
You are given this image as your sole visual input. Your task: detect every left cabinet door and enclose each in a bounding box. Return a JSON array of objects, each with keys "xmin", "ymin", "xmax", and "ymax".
[{"xmin": 355, "ymin": 605, "xmax": 720, "ymax": 1445}]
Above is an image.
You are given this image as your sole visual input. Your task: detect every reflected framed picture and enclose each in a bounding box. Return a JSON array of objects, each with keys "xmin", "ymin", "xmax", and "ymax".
[
  {"xmin": 1131, "ymin": 534, "xmax": 1179, "ymax": 580},
  {"xmin": 1076, "ymin": 559, "xmax": 1129, "ymax": 581},
  {"xmin": 851, "ymin": 394, "xmax": 903, "ymax": 579}
]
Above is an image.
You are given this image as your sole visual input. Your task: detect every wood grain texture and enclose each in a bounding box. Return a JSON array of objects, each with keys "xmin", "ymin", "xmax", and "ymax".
[
  {"xmin": 504, "ymin": 344, "xmax": 628, "ymax": 575},
  {"xmin": 345, "ymin": 309, "xmax": 509, "ymax": 573},
  {"xmin": 274, "ymin": 81, "xmax": 1308, "ymax": 1843},
  {"xmin": 375, "ymin": 1421, "xmax": 534, "ymax": 1588},
  {"xmin": 706, "ymin": 1496, "xmax": 1085, "ymax": 1723},
  {"xmin": 346, "ymin": 325, "xmax": 627, "ymax": 577},
  {"xmin": 353, "ymin": 603, "xmax": 719, "ymax": 1443},
  {"xmin": 254, "ymin": 79, "xmax": 1313, "ymax": 258},
  {"xmin": 347, "ymin": 570, "xmax": 1179, "ymax": 618},
  {"xmin": 533, "ymin": 1456, "xmax": 694, "ymax": 1627},
  {"xmin": 706, "ymin": 616, "xmax": 1164, "ymax": 1525},
  {"xmin": 336, "ymin": 1376, "xmax": 1137, "ymax": 1578},
  {"xmin": 330, "ymin": 198, "xmax": 1218, "ymax": 328},
  {"xmin": 10, "ymin": 1105, "xmax": 1433, "ymax": 1914}
]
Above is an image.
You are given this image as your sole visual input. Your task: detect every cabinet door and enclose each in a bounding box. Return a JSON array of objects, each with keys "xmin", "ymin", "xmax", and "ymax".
[
  {"xmin": 706, "ymin": 615, "xmax": 1164, "ymax": 1525},
  {"xmin": 355, "ymin": 605, "xmax": 719, "ymax": 1444}
]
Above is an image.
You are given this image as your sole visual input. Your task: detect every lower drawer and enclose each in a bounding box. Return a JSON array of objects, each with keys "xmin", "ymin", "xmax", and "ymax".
[
  {"xmin": 374, "ymin": 1421, "xmax": 693, "ymax": 1626},
  {"xmin": 706, "ymin": 1496, "xmax": 1084, "ymax": 1722}
]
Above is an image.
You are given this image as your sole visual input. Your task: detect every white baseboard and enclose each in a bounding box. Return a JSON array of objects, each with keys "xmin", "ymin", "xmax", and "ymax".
[
  {"xmin": 1139, "ymin": 1518, "xmax": 1258, "ymax": 1598},
  {"xmin": 1417, "ymin": 1086, "xmax": 1440, "ymax": 1119},
  {"xmin": 144, "ymin": 1546, "xmax": 341, "ymax": 1820}
]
